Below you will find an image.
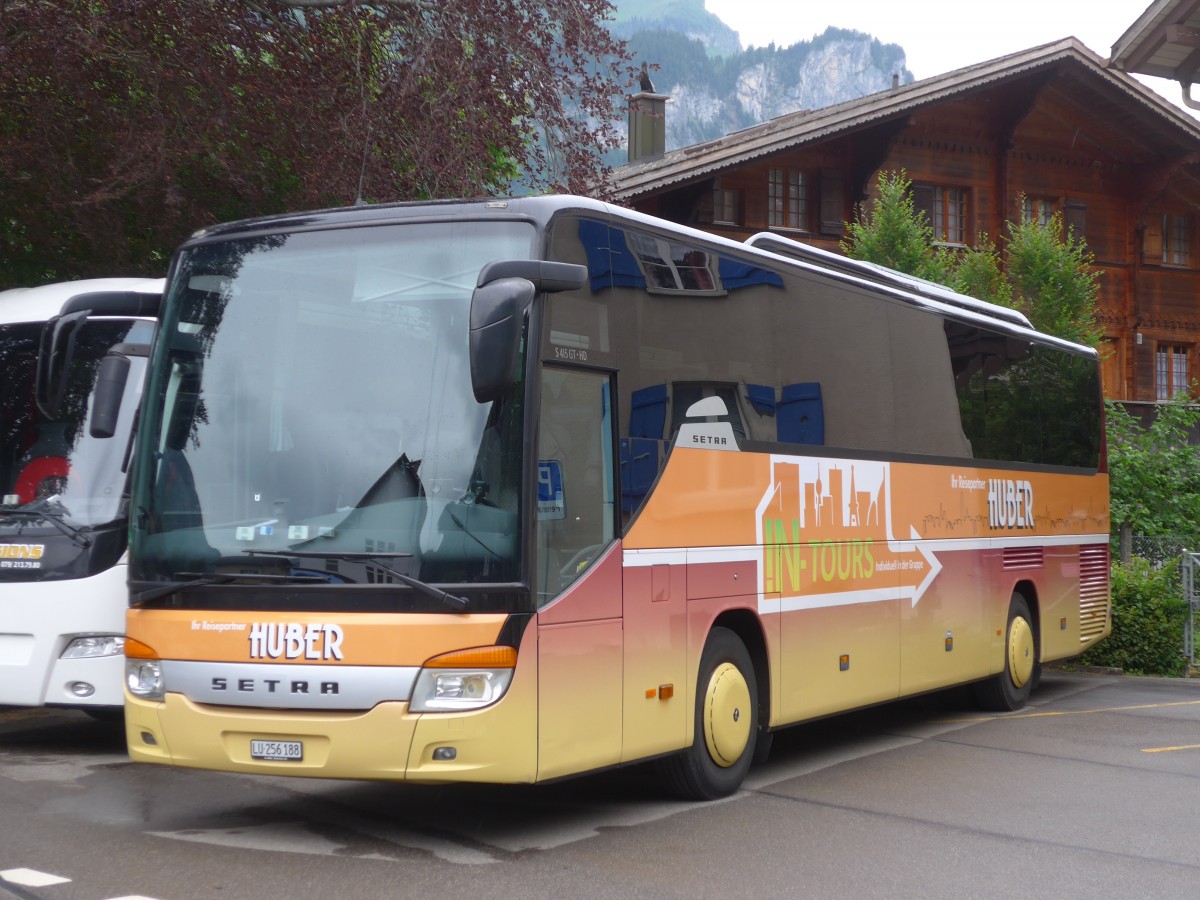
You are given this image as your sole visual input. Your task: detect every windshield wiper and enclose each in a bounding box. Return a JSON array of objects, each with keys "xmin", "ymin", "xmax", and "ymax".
[
  {"xmin": 245, "ymin": 549, "xmax": 470, "ymax": 612},
  {"xmin": 0, "ymin": 506, "xmax": 91, "ymax": 549},
  {"xmin": 131, "ymin": 570, "xmax": 329, "ymax": 605}
]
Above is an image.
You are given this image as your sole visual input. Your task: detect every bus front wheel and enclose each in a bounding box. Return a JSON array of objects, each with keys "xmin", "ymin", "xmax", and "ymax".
[
  {"xmin": 661, "ymin": 627, "xmax": 758, "ymax": 801},
  {"xmin": 974, "ymin": 593, "xmax": 1037, "ymax": 711}
]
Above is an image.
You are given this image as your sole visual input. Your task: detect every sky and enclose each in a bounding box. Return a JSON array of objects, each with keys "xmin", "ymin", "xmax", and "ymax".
[{"xmin": 702, "ymin": 0, "xmax": 1197, "ymax": 117}]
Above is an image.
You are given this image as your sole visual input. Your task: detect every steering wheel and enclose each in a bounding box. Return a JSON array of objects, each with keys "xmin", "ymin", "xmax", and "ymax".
[{"xmin": 558, "ymin": 542, "xmax": 609, "ymax": 581}]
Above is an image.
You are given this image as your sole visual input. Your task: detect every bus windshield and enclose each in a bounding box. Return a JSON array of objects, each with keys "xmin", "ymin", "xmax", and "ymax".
[
  {"xmin": 130, "ymin": 221, "xmax": 533, "ymax": 595},
  {"xmin": 1, "ymin": 317, "xmax": 155, "ymax": 532}
]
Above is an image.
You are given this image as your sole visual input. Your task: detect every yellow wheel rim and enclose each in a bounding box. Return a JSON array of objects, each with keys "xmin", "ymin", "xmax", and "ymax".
[
  {"xmin": 1008, "ymin": 615, "xmax": 1035, "ymax": 689},
  {"xmin": 703, "ymin": 662, "xmax": 752, "ymax": 767}
]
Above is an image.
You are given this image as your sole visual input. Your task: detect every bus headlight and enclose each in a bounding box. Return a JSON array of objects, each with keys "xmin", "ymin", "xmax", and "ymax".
[
  {"xmin": 409, "ymin": 645, "xmax": 516, "ymax": 712},
  {"xmin": 124, "ymin": 638, "xmax": 164, "ymax": 701},
  {"xmin": 125, "ymin": 659, "xmax": 164, "ymax": 700},
  {"xmin": 62, "ymin": 635, "xmax": 126, "ymax": 659}
]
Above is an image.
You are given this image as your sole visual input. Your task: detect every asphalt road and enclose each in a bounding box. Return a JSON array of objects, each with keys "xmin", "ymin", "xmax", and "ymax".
[{"xmin": 2, "ymin": 669, "xmax": 1199, "ymax": 899}]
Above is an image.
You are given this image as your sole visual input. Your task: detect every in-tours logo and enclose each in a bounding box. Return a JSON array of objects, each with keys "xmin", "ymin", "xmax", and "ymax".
[{"xmin": 756, "ymin": 457, "xmax": 940, "ymax": 612}]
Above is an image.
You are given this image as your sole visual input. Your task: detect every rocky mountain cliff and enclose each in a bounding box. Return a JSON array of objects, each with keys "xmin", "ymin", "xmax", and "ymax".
[{"xmin": 609, "ymin": 1, "xmax": 914, "ymax": 155}]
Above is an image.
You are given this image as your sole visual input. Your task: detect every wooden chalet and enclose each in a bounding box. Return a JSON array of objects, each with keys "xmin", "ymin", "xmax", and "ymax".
[{"xmin": 611, "ymin": 38, "xmax": 1200, "ymax": 407}]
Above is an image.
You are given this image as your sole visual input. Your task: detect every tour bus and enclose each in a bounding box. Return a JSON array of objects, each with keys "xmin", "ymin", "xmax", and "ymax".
[
  {"xmin": 122, "ymin": 196, "xmax": 1109, "ymax": 798},
  {"xmin": 1, "ymin": 278, "xmax": 162, "ymax": 714}
]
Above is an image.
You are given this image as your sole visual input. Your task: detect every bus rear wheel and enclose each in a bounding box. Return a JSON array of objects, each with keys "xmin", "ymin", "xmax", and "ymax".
[
  {"xmin": 974, "ymin": 593, "xmax": 1037, "ymax": 711},
  {"xmin": 661, "ymin": 627, "xmax": 758, "ymax": 801}
]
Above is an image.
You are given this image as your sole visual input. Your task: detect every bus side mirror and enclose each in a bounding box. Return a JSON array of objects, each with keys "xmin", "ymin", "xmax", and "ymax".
[
  {"xmin": 35, "ymin": 311, "xmax": 89, "ymax": 419},
  {"xmin": 35, "ymin": 289, "xmax": 162, "ymax": 420},
  {"xmin": 89, "ymin": 338, "xmax": 154, "ymax": 439},
  {"xmin": 89, "ymin": 354, "xmax": 131, "ymax": 439},
  {"xmin": 470, "ymin": 260, "xmax": 587, "ymax": 404},
  {"xmin": 470, "ymin": 278, "xmax": 536, "ymax": 404}
]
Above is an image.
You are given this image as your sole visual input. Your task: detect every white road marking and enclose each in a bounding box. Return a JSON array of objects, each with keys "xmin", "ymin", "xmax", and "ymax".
[{"xmin": 0, "ymin": 867, "xmax": 71, "ymax": 887}]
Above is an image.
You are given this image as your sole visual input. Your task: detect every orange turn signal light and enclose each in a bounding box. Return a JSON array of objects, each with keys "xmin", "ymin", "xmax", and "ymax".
[
  {"xmin": 124, "ymin": 638, "xmax": 159, "ymax": 660},
  {"xmin": 423, "ymin": 645, "xmax": 517, "ymax": 669}
]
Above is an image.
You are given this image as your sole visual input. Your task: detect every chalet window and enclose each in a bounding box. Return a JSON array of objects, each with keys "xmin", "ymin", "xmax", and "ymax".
[
  {"xmin": 1162, "ymin": 213, "xmax": 1193, "ymax": 266},
  {"xmin": 1022, "ymin": 196, "xmax": 1055, "ymax": 227},
  {"xmin": 1019, "ymin": 196, "xmax": 1087, "ymax": 242},
  {"xmin": 768, "ymin": 168, "xmax": 808, "ymax": 230},
  {"xmin": 819, "ymin": 170, "xmax": 845, "ymax": 235},
  {"xmin": 932, "ymin": 186, "xmax": 967, "ymax": 244},
  {"xmin": 1155, "ymin": 343, "xmax": 1191, "ymax": 399},
  {"xmin": 713, "ymin": 186, "xmax": 741, "ymax": 226},
  {"xmin": 627, "ymin": 231, "xmax": 721, "ymax": 295},
  {"xmin": 913, "ymin": 184, "xmax": 968, "ymax": 245},
  {"xmin": 1064, "ymin": 198, "xmax": 1087, "ymax": 242}
]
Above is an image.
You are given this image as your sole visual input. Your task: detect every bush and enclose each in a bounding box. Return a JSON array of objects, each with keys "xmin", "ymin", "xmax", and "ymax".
[
  {"xmin": 1077, "ymin": 558, "xmax": 1189, "ymax": 676},
  {"xmin": 1106, "ymin": 399, "xmax": 1200, "ymax": 539}
]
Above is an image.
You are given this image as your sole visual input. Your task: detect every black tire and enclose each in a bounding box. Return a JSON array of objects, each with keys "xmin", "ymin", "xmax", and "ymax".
[
  {"xmin": 660, "ymin": 627, "xmax": 758, "ymax": 800},
  {"xmin": 1027, "ymin": 657, "xmax": 1044, "ymax": 692},
  {"xmin": 973, "ymin": 593, "xmax": 1037, "ymax": 711}
]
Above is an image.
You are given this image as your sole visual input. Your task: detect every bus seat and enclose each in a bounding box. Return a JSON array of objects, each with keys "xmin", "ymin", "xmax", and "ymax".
[{"xmin": 14, "ymin": 456, "xmax": 70, "ymax": 504}]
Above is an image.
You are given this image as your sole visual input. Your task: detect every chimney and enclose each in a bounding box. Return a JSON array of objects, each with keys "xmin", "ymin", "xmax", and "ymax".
[
  {"xmin": 891, "ymin": 72, "xmax": 900, "ymax": 90},
  {"xmin": 629, "ymin": 62, "xmax": 668, "ymax": 163}
]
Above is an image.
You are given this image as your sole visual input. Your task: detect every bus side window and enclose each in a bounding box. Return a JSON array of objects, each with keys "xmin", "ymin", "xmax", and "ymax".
[{"xmin": 535, "ymin": 368, "xmax": 615, "ymax": 605}]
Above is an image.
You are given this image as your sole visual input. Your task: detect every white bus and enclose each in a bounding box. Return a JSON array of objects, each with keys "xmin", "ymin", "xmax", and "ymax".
[{"xmin": 0, "ymin": 278, "xmax": 162, "ymax": 715}]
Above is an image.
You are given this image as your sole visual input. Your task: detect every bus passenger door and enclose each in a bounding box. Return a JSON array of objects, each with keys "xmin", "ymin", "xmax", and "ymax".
[
  {"xmin": 534, "ymin": 368, "xmax": 622, "ymax": 781},
  {"xmin": 621, "ymin": 557, "xmax": 687, "ymax": 761}
]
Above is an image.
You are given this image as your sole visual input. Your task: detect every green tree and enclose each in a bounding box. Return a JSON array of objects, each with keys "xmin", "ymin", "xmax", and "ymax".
[
  {"xmin": 951, "ymin": 235, "xmax": 1013, "ymax": 310},
  {"xmin": 842, "ymin": 172, "xmax": 1100, "ymax": 347},
  {"xmin": 1005, "ymin": 206, "xmax": 1102, "ymax": 345},
  {"xmin": 1105, "ymin": 398, "xmax": 1200, "ymax": 537},
  {"xmin": 0, "ymin": 0, "xmax": 635, "ymax": 288},
  {"xmin": 841, "ymin": 169, "xmax": 951, "ymax": 284}
]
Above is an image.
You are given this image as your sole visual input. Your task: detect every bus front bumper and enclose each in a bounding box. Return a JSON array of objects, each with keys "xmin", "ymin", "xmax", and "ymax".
[{"xmin": 125, "ymin": 690, "xmax": 537, "ymax": 784}]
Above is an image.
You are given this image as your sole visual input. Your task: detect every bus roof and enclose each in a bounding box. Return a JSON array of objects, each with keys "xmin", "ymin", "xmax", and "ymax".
[
  {"xmin": 179, "ymin": 194, "xmax": 616, "ymax": 243},
  {"xmin": 0, "ymin": 277, "xmax": 165, "ymax": 327},
  {"xmin": 175, "ymin": 194, "xmax": 1090, "ymax": 355},
  {"xmin": 744, "ymin": 232, "xmax": 1033, "ymax": 329}
]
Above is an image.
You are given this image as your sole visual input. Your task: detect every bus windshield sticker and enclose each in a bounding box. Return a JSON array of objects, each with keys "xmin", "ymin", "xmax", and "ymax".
[{"xmin": 537, "ymin": 460, "xmax": 566, "ymax": 520}]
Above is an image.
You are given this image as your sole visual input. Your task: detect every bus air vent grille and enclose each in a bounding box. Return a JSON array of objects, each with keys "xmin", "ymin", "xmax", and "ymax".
[
  {"xmin": 1078, "ymin": 544, "xmax": 1110, "ymax": 641},
  {"xmin": 1003, "ymin": 547, "xmax": 1043, "ymax": 570}
]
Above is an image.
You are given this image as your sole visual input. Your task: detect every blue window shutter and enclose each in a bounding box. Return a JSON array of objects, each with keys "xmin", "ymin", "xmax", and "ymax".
[
  {"xmin": 778, "ymin": 382, "xmax": 824, "ymax": 445},
  {"xmin": 629, "ymin": 384, "xmax": 668, "ymax": 439},
  {"xmin": 745, "ymin": 383, "xmax": 776, "ymax": 416}
]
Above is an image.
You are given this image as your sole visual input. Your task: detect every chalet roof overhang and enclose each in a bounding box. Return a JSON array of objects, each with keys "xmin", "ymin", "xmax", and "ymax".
[
  {"xmin": 613, "ymin": 38, "xmax": 1200, "ymax": 202},
  {"xmin": 1111, "ymin": 0, "xmax": 1200, "ymax": 92}
]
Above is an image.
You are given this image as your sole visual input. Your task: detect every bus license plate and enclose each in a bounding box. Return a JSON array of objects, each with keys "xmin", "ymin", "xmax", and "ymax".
[{"xmin": 250, "ymin": 739, "xmax": 303, "ymax": 761}]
